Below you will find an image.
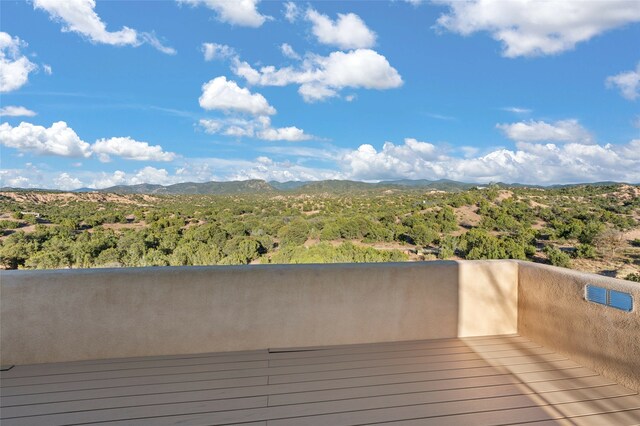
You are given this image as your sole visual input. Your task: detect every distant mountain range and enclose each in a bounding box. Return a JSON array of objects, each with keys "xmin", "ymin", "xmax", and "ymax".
[
  {"xmin": 98, "ymin": 179, "xmax": 483, "ymax": 194},
  {"xmin": 1, "ymin": 179, "xmax": 635, "ymax": 195}
]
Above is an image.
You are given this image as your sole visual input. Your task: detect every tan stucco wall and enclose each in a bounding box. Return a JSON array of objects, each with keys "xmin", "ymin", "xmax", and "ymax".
[
  {"xmin": 457, "ymin": 260, "xmax": 518, "ymax": 337},
  {"xmin": 0, "ymin": 261, "xmax": 518, "ymax": 365},
  {"xmin": 518, "ymin": 262, "xmax": 640, "ymax": 391}
]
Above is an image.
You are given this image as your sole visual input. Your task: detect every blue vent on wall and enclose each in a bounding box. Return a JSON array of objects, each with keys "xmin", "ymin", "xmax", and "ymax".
[
  {"xmin": 609, "ymin": 290, "xmax": 633, "ymax": 312},
  {"xmin": 585, "ymin": 285, "xmax": 633, "ymax": 312},
  {"xmin": 586, "ymin": 285, "xmax": 607, "ymax": 305}
]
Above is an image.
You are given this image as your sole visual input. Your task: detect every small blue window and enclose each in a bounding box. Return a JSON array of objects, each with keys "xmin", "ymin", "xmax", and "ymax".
[
  {"xmin": 609, "ymin": 290, "xmax": 633, "ymax": 312},
  {"xmin": 586, "ymin": 285, "xmax": 607, "ymax": 305}
]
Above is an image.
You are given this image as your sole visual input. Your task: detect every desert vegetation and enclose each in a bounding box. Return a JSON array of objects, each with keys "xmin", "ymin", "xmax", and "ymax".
[{"xmin": 1, "ymin": 183, "xmax": 639, "ymax": 281}]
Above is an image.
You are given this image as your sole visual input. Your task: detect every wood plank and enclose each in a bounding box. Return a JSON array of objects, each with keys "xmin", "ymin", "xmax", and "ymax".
[
  {"xmin": 0, "ymin": 367, "xmax": 273, "ymax": 397},
  {"xmin": 528, "ymin": 375, "xmax": 619, "ymax": 393},
  {"xmin": 0, "ymin": 354, "xmax": 492, "ymax": 396},
  {"xmin": 0, "ymin": 360, "xmax": 269, "ymax": 387},
  {"xmin": 0, "ymin": 351, "xmax": 270, "ymax": 379},
  {"xmin": 3, "ymin": 386, "xmax": 532, "ymax": 424},
  {"xmin": 0, "ymin": 349, "xmax": 269, "ymax": 378},
  {"xmin": 267, "ymin": 337, "xmax": 536, "ymax": 360},
  {"xmin": 551, "ymin": 394, "xmax": 640, "ymax": 418},
  {"xmin": 343, "ymin": 406, "xmax": 558, "ymax": 426},
  {"xmin": 2, "ymin": 335, "xmax": 637, "ymax": 426},
  {"xmin": 0, "ymin": 355, "xmax": 487, "ymax": 392},
  {"xmin": 512, "ymin": 367, "xmax": 598, "ymax": 384},
  {"xmin": 0, "ymin": 375, "xmax": 268, "ymax": 403},
  {"xmin": 66, "ymin": 393, "xmax": 547, "ymax": 426},
  {"xmin": 268, "ymin": 346, "xmax": 481, "ymax": 367},
  {"xmin": 499, "ymin": 359, "xmax": 580, "ymax": 374},
  {"xmin": 0, "ymin": 335, "xmax": 536, "ymax": 383},
  {"xmin": 267, "ymin": 356, "xmax": 581, "ymax": 387},
  {"xmin": 484, "ymin": 352, "xmax": 568, "ymax": 365},
  {"xmin": 0, "ymin": 396, "xmax": 268, "ymax": 426},
  {"xmin": 269, "ymin": 363, "xmax": 510, "ymax": 385},
  {"xmin": 0, "ymin": 372, "xmax": 520, "ymax": 416},
  {"xmin": 538, "ymin": 385, "xmax": 638, "ymax": 405},
  {"xmin": 544, "ymin": 410, "xmax": 640, "ymax": 426},
  {"xmin": 269, "ymin": 382, "xmax": 529, "ymax": 407},
  {"xmin": 467, "ymin": 346, "xmax": 559, "ymax": 360},
  {"xmin": 196, "ymin": 394, "xmax": 552, "ymax": 426},
  {"xmin": 267, "ymin": 334, "xmax": 526, "ymax": 354},
  {"xmin": 0, "ymin": 335, "xmax": 530, "ymax": 380},
  {"xmin": 0, "ymin": 361, "xmax": 504, "ymax": 406},
  {"xmin": 1, "ymin": 377, "xmax": 528, "ymax": 419}
]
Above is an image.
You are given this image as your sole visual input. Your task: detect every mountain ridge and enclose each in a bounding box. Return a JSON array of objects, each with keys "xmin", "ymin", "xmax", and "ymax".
[{"xmin": 2, "ymin": 179, "xmax": 637, "ymax": 195}]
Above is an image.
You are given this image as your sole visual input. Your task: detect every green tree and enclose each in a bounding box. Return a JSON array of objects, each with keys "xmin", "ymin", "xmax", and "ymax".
[
  {"xmin": 407, "ymin": 223, "xmax": 438, "ymax": 247},
  {"xmin": 279, "ymin": 219, "xmax": 310, "ymax": 246},
  {"xmin": 543, "ymin": 246, "xmax": 571, "ymax": 268}
]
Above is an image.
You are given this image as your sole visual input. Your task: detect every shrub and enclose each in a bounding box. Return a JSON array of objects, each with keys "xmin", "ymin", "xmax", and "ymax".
[
  {"xmin": 407, "ymin": 223, "xmax": 438, "ymax": 247},
  {"xmin": 575, "ymin": 244, "xmax": 596, "ymax": 259},
  {"xmin": 438, "ymin": 235, "xmax": 458, "ymax": 259},
  {"xmin": 625, "ymin": 273, "xmax": 640, "ymax": 282},
  {"xmin": 279, "ymin": 219, "xmax": 310, "ymax": 246},
  {"xmin": 0, "ymin": 220, "xmax": 22, "ymax": 230},
  {"xmin": 543, "ymin": 246, "xmax": 571, "ymax": 268}
]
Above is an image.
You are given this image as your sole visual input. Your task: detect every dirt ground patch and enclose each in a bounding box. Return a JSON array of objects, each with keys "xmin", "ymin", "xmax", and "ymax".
[
  {"xmin": 623, "ymin": 228, "xmax": 640, "ymax": 242},
  {"xmin": 496, "ymin": 190, "xmax": 513, "ymax": 202},
  {"xmin": 529, "ymin": 200, "xmax": 549, "ymax": 208},
  {"xmin": 455, "ymin": 205, "xmax": 481, "ymax": 227},
  {"xmin": 572, "ymin": 258, "xmax": 639, "ymax": 279},
  {"xmin": 100, "ymin": 222, "xmax": 148, "ymax": 231},
  {"xmin": 532, "ymin": 220, "xmax": 547, "ymax": 230},
  {"xmin": 0, "ymin": 192, "xmax": 157, "ymax": 205}
]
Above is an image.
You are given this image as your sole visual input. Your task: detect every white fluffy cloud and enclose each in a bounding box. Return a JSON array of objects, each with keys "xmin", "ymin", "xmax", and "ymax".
[
  {"xmin": 496, "ymin": 119, "xmax": 594, "ymax": 144},
  {"xmin": 435, "ymin": 0, "xmax": 640, "ymax": 57},
  {"xmin": 503, "ymin": 107, "xmax": 531, "ymax": 114},
  {"xmin": 178, "ymin": 0, "xmax": 268, "ymax": 27},
  {"xmin": 0, "ymin": 106, "xmax": 37, "ymax": 117},
  {"xmin": 0, "ymin": 157, "xmax": 341, "ymax": 190},
  {"xmin": 202, "ymin": 42, "xmax": 235, "ymax": 61},
  {"xmin": 199, "ymin": 116, "xmax": 314, "ymax": 141},
  {"xmin": 280, "ymin": 43, "xmax": 300, "ymax": 60},
  {"xmin": 229, "ymin": 156, "xmax": 342, "ymax": 182},
  {"xmin": 92, "ymin": 137, "xmax": 177, "ymax": 162},
  {"xmin": 139, "ymin": 33, "xmax": 177, "ymax": 55},
  {"xmin": 88, "ymin": 167, "xmax": 178, "ymax": 188},
  {"xmin": 305, "ymin": 8, "xmax": 376, "ymax": 49},
  {"xmin": 233, "ymin": 48, "xmax": 403, "ymax": 102},
  {"xmin": 54, "ymin": 173, "xmax": 83, "ymax": 190},
  {"xmin": 258, "ymin": 126, "xmax": 311, "ymax": 142},
  {"xmin": 4, "ymin": 136, "xmax": 640, "ymax": 190},
  {"xmin": 339, "ymin": 137, "xmax": 640, "ymax": 184},
  {"xmin": 0, "ymin": 32, "xmax": 38, "ymax": 93},
  {"xmin": 0, "ymin": 121, "xmax": 92, "ymax": 157},
  {"xmin": 0, "ymin": 121, "xmax": 177, "ymax": 162},
  {"xmin": 606, "ymin": 62, "xmax": 640, "ymax": 100},
  {"xmin": 283, "ymin": 2, "xmax": 300, "ymax": 23},
  {"xmin": 199, "ymin": 76, "xmax": 276, "ymax": 115},
  {"xmin": 342, "ymin": 138, "xmax": 444, "ymax": 180},
  {"xmin": 33, "ymin": 0, "xmax": 175, "ymax": 54}
]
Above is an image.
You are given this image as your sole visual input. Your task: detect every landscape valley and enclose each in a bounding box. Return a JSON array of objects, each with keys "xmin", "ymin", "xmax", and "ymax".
[{"xmin": 1, "ymin": 180, "xmax": 638, "ymax": 281}]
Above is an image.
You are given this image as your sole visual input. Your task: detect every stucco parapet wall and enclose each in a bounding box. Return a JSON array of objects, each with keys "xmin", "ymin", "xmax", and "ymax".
[
  {"xmin": 517, "ymin": 261, "xmax": 640, "ymax": 392},
  {"xmin": 1, "ymin": 260, "xmax": 518, "ymax": 366}
]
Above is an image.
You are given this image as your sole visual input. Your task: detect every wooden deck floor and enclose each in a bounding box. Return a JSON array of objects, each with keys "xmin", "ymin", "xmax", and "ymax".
[{"xmin": 1, "ymin": 335, "xmax": 639, "ymax": 425}]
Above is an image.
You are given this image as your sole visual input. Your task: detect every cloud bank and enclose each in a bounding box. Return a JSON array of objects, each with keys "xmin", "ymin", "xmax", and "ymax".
[
  {"xmin": 435, "ymin": 0, "xmax": 640, "ymax": 57},
  {"xmin": 34, "ymin": 0, "xmax": 176, "ymax": 54}
]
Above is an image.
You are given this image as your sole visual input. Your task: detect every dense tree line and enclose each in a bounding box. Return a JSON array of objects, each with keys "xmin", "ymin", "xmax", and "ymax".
[{"xmin": 1, "ymin": 184, "xmax": 639, "ymax": 280}]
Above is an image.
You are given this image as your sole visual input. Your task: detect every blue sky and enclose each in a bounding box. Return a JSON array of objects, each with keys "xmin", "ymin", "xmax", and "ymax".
[{"xmin": 1, "ymin": 0, "xmax": 639, "ymax": 189}]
